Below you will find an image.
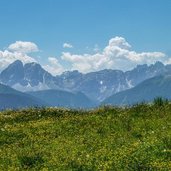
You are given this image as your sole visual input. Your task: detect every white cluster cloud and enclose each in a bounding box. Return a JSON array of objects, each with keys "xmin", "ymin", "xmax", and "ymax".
[
  {"xmin": 61, "ymin": 36, "xmax": 167, "ymax": 73},
  {"xmin": 63, "ymin": 43, "xmax": 73, "ymax": 49},
  {"xmin": 0, "ymin": 41, "xmax": 38, "ymax": 71},
  {"xmin": 8, "ymin": 41, "xmax": 39, "ymax": 53},
  {"xmin": 43, "ymin": 57, "xmax": 64, "ymax": 76},
  {"xmin": 0, "ymin": 37, "xmax": 170, "ymax": 75},
  {"xmin": 0, "ymin": 51, "xmax": 36, "ymax": 71}
]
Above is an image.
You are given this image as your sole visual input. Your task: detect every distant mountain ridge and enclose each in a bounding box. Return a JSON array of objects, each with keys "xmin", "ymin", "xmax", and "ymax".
[
  {"xmin": 0, "ymin": 83, "xmax": 46, "ymax": 110},
  {"xmin": 0, "ymin": 60, "xmax": 56, "ymax": 91},
  {"xmin": 1, "ymin": 60, "xmax": 171, "ymax": 102},
  {"xmin": 103, "ymin": 74, "xmax": 171, "ymax": 105},
  {"xmin": 0, "ymin": 83, "xmax": 96, "ymax": 110},
  {"xmin": 28, "ymin": 89, "xmax": 96, "ymax": 108}
]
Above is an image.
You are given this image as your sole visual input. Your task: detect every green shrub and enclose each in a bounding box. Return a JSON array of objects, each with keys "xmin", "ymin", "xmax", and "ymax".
[
  {"xmin": 19, "ymin": 153, "xmax": 44, "ymax": 169},
  {"xmin": 153, "ymin": 97, "xmax": 169, "ymax": 107}
]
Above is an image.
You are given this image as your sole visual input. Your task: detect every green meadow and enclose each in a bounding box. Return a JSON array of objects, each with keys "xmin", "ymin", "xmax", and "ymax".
[{"xmin": 0, "ymin": 100, "xmax": 171, "ymax": 170}]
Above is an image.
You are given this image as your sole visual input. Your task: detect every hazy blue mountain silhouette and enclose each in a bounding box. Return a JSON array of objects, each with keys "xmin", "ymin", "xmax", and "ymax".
[
  {"xmin": 28, "ymin": 89, "xmax": 96, "ymax": 109},
  {"xmin": 103, "ymin": 75, "xmax": 171, "ymax": 105},
  {"xmin": 0, "ymin": 83, "xmax": 46, "ymax": 110},
  {"xmin": 1, "ymin": 60, "xmax": 171, "ymax": 102}
]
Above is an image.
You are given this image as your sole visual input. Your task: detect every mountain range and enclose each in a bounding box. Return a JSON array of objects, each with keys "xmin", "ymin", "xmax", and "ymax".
[
  {"xmin": 1, "ymin": 60, "xmax": 171, "ymax": 101},
  {"xmin": 103, "ymin": 75, "xmax": 171, "ymax": 105},
  {"xmin": 0, "ymin": 60, "xmax": 171, "ymax": 109},
  {"xmin": 0, "ymin": 83, "xmax": 46, "ymax": 110},
  {"xmin": 28, "ymin": 89, "xmax": 95, "ymax": 108}
]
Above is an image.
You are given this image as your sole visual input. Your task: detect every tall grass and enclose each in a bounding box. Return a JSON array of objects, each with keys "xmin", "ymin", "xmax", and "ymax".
[{"xmin": 0, "ymin": 102, "xmax": 170, "ymax": 170}]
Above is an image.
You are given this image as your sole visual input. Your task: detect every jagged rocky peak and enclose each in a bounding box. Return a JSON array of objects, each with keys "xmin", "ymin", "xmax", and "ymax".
[
  {"xmin": 153, "ymin": 61, "xmax": 164, "ymax": 67},
  {"xmin": 0, "ymin": 60, "xmax": 24, "ymax": 85},
  {"xmin": 2, "ymin": 60, "xmax": 24, "ymax": 72},
  {"xmin": 134, "ymin": 63, "xmax": 148, "ymax": 70},
  {"xmin": 24, "ymin": 62, "xmax": 44, "ymax": 75},
  {"xmin": 61, "ymin": 70, "xmax": 82, "ymax": 77},
  {"xmin": 1, "ymin": 60, "xmax": 171, "ymax": 102},
  {"xmin": 24, "ymin": 62, "xmax": 53, "ymax": 78},
  {"xmin": 0, "ymin": 60, "xmax": 55, "ymax": 90},
  {"xmin": 24, "ymin": 62, "xmax": 42, "ymax": 69},
  {"xmin": 23, "ymin": 62, "xmax": 54, "ymax": 87},
  {"xmin": 98, "ymin": 69, "xmax": 122, "ymax": 73},
  {"xmin": 10, "ymin": 60, "xmax": 23, "ymax": 67}
]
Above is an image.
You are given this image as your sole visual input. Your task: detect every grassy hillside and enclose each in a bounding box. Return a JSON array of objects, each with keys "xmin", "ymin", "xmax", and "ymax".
[{"xmin": 0, "ymin": 102, "xmax": 171, "ymax": 170}]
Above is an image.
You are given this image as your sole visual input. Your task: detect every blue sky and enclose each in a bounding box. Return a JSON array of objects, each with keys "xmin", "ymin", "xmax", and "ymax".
[{"xmin": 0, "ymin": 0, "xmax": 171, "ymax": 74}]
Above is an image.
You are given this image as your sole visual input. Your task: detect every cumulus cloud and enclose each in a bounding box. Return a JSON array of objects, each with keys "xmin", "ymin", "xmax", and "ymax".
[
  {"xmin": 8, "ymin": 41, "xmax": 39, "ymax": 53},
  {"xmin": 108, "ymin": 37, "xmax": 131, "ymax": 49},
  {"xmin": 43, "ymin": 57, "xmax": 64, "ymax": 76},
  {"xmin": 63, "ymin": 43, "xmax": 73, "ymax": 49},
  {"xmin": 61, "ymin": 36, "xmax": 167, "ymax": 73},
  {"xmin": 0, "ymin": 41, "xmax": 38, "ymax": 71},
  {"xmin": 0, "ymin": 50, "xmax": 36, "ymax": 71},
  {"xmin": 0, "ymin": 37, "xmax": 169, "ymax": 75}
]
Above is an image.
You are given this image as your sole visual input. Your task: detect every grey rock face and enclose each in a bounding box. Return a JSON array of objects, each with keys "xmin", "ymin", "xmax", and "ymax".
[
  {"xmin": 0, "ymin": 61, "xmax": 56, "ymax": 91},
  {"xmin": 0, "ymin": 60, "xmax": 24, "ymax": 85},
  {"xmin": 1, "ymin": 60, "xmax": 171, "ymax": 102}
]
